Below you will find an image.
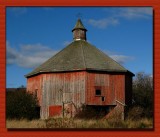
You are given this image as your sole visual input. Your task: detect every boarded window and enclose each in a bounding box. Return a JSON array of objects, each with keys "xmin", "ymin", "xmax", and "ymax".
[
  {"xmin": 49, "ymin": 106, "xmax": 62, "ymax": 117},
  {"xmin": 95, "ymin": 89, "xmax": 101, "ymax": 96},
  {"xmin": 102, "ymin": 96, "xmax": 105, "ymax": 102}
]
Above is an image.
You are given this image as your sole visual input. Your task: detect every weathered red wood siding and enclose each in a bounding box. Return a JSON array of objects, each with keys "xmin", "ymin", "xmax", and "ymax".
[
  {"xmin": 27, "ymin": 71, "xmax": 86, "ymax": 119},
  {"xmin": 113, "ymin": 74, "xmax": 125, "ymax": 104},
  {"xmin": 86, "ymin": 72, "xmax": 125, "ymax": 105},
  {"xmin": 27, "ymin": 74, "xmax": 42, "ymax": 105},
  {"xmin": 41, "ymin": 71, "xmax": 86, "ymax": 106},
  {"xmin": 27, "ymin": 71, "xmax": 131, "ymax": 119}
]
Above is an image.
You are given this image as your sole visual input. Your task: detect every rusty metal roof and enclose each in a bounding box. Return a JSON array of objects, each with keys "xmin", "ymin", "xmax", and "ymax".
[{"xmin": 25, "ymin": 40, "xmax": 134, "ymax": 77}]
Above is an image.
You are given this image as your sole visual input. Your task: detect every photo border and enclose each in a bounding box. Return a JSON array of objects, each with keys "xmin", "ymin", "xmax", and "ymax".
[{"xmin": 0, "ymin": 0, "xmax": 159, "ymax": 137}]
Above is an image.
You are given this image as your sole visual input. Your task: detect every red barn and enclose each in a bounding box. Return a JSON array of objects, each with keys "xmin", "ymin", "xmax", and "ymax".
[{"xmin": 25, "ymin": 19, "xmax": 134, "ymax": 119}]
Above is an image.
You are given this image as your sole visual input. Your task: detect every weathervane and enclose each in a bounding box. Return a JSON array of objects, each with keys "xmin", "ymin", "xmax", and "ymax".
[{"xmin": 76, "ymin": 12, "xmax": 83, "ymax": 19}]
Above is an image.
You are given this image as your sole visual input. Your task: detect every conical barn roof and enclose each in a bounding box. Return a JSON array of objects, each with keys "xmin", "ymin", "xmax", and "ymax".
[{"xmin": 25, "ymin": 40, "xmax": 133, "ymax": 77}]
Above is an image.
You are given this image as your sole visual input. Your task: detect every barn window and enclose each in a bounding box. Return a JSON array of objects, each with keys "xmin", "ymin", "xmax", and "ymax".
[
  {"xmin": 95, "ymin": 89, "xmax": 101, "ymax": 96},
  {"xmin": 102, "ymin": 96, "xmax": 105, "ymax": 102}
]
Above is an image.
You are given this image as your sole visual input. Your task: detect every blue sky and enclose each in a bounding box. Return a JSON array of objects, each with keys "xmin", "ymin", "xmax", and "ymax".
[{"xmin": 6, "ymin": 7, "xmax": 153, "ymax": 88}]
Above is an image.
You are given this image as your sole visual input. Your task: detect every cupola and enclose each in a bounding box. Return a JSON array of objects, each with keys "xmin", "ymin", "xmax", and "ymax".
[{"xmin": 72, "ymin": 19, "xmax": 87, "ymax": 41}]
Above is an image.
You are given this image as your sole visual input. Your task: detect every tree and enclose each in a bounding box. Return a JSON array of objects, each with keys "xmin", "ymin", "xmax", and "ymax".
[
  {"xmin": 132, "ymin": 72, "xmax": 153, "ymax": 118},
  {"xmin": 6, "ymin": 88, "xmax": 40, "ymax": 120}
]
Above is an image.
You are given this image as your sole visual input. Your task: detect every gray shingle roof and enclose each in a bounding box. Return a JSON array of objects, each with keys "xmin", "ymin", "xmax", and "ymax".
[
  {"xmin": 25, "ymin": 40, "xmax": 134, "ymax": 77},
  {"xmin": 72, "ymin": 19, "xmax": 87, "ymax": 32}
]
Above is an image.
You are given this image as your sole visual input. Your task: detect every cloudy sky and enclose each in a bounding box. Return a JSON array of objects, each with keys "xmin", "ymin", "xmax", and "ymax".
[{"xmin": 6, "ymin": 7, "xmax": 153, "ymax": 88}]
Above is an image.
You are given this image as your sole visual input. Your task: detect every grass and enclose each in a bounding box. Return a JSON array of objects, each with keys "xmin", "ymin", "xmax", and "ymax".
[
  {"xmin": 6, "ymin": 119, "xmax": 46, "ymax": 128},
  {"xmin": 6, "ymin": 117, "xmax": 153, "ymax": 129}
]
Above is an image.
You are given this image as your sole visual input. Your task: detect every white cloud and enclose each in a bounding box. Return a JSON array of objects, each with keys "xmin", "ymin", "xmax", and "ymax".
[
  {"xmin": 7, "ymin": 42, "xmax": 58, "ymax": 68},
  {"xmin": 110, "ymin": 55, "xmax": 134, "ymax": 65},
  {"xmin": 63, "ymin": 41, "xmax": 71, "ymax": 46},
  {"xmin": 104, "ymin": 50, "xmax": 134, "ymax": 65},
  {"xmin": 113, "ymin": 7, "xmax": 152, "ymax": 19},
  {"xmin": 86, "ymin": 7, "xmax": 152, "ymax": 29},
  {"xmin": 7, "ymin": 43, "xmax": 19, "ymax": 65},
  {"xmin": 87, "ymin": 18, "xmax": 119, "ymax": 29},
  {"xmin": 7, "ymin": 42, "xmax": 134, "ymax": 68}
]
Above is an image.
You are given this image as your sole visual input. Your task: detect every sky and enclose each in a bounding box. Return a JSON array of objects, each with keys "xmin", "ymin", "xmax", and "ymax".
[{"xmin": 6, "ymin": 7, "xmax": 153, "ymax": 88}]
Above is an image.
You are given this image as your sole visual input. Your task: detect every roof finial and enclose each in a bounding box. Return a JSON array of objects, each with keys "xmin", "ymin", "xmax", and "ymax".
[{"xmin": 76, "ymin": 12, "xmax": 82, "ymax": 20}]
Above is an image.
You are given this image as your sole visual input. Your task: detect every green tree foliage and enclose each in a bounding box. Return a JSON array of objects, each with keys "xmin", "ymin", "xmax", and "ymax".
[
  {"xmin": 132, "ymin": 72, "xmax": 153, "ymax": 118},
  {"xmin": 6, "ymin": 88, "xmax": 40, "ymax": 120}
]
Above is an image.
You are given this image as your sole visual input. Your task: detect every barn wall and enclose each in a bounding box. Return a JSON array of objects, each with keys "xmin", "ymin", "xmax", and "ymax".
[
  {"xmin": 113, "ymin": 74, "xmax": 125, "ymax": 104},
  {"xmin": 86, "ymin": 72, "xmax": 125, "ymax": 105},
  {"xmin": 27, "ymin": 71, "xmax": 130, "ymax": 119},
  {"xmin": 27, "ymin": 71, "xmax": 86, "ymax": 119},
  {"xmin": 27, "ymin": 74, "xmax": 43, "ymax": 105},
  {"xmin": 42, "ymin": 71, "xmax": 86, "ymax": 105},
  {"xmin": 42, "ymin": 71, "xmax": 86, "ymax": 118},
  {"xmin": 105, "ymin": 74, "xmax": 132, "ymax": 119}
]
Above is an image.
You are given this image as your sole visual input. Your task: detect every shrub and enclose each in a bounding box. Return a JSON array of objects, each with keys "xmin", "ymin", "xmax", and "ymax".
[
  {"xmin": 75, "ymin": 105, "xmax": 107, "ymax": 119},
  {"xmin": 75, "ymin": 105, "xmax": 96, "ymax": 119},
  {"xmin": 6, "ymin": 88, "xmax": 39, "ymax": 120},
  {"xmin": 127, "ymin": 106, "xmax": 144, "ymax": 120}
]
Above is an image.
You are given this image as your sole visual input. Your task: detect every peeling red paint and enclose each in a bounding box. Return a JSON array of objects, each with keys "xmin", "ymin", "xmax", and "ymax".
[
  {"xmin": 49, "ymin": 106, "xmax": 62, "ymax": 117},
  {"xmin": 86, "ymin": 72, "xmax": 125, "ymax": 105},
  {"xmin": 26, "ymin": 71, "xmax": 132, "ymax": 119}
]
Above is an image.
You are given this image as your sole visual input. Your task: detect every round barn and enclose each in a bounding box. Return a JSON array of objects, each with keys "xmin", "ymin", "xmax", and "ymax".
[{"xmin": 25, "ymin": 19, "xmax": 134, "ymax": 119}]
